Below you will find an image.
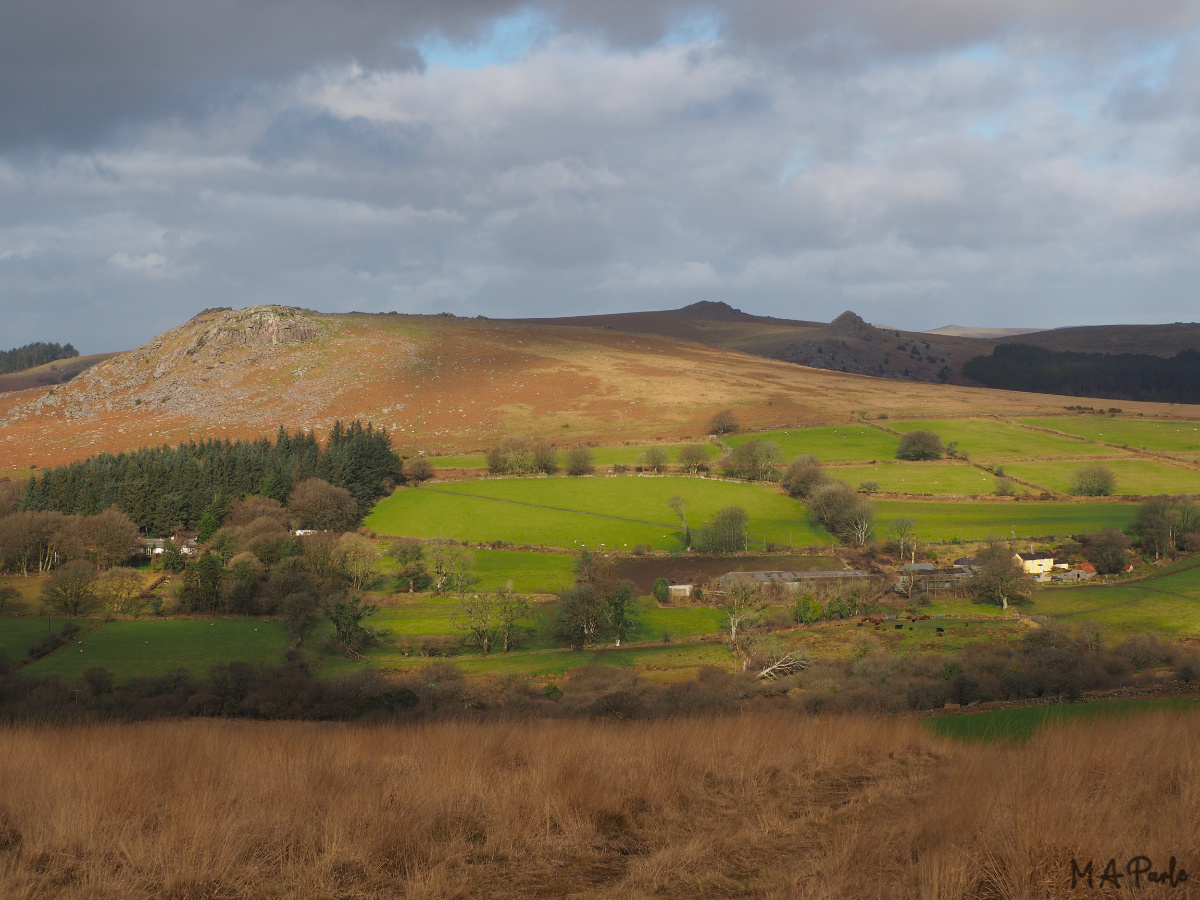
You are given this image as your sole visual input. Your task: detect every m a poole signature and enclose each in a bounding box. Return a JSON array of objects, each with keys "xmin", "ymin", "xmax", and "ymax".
[{"xmin": 1071, "ymin": 857, "xmax": 1188, "ymax": 889}]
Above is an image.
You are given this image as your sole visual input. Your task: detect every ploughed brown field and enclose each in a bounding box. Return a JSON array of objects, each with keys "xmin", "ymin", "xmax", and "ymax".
[
  {"xmin": 2, "ymin": 712, "xmax": 1197, "ymax": 898},
  {"xmin": 3, "ymin": 305, "xmax": 1199, "ymax": 475}
]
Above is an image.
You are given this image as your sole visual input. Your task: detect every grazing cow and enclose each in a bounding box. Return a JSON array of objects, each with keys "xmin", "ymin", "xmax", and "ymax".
[
  {"xmin": 936, "ymin": 627, "xmax": 945, "ymax": 635},
  {"xmin": 895, "ymin": 623, "xmax": 903, "ymax": 630}
]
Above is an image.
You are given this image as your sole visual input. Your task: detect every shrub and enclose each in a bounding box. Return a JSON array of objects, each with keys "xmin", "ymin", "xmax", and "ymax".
[
  {"xmin": 652, "ymin": 578, "xmax": 670, "ymax": 605},
  {"xmin": 896, "ymin": 431, "xmax": 945, "ymax": 461},
  {"xmin": 722, "ymin": 440, "xmax": 781, "ymax": 481},
  {"xmin": 781, "ymin": 455, "xmax": 828, "ymax": 499},
  {"xmin": 639, "ymin": 447, "xmax": 668, "ymax": 472},
  {"xmin": 677, "ymin": 445, "xmax": 710, "ymax": 474},
  {"xmin": 709, "ymin": 410, "xmax": 739, "ymax": 435},
  {"xmin": 694, "ymin": 506, "xmax": 749, "ymax": 552},
  {"xmin": 403, "ymin": 457, "xmax": 434, "ymax": 483},
  {"xmin": 1070, "ymin": 465, "xmax": 1116, "ymax": 497},
  {"xmin": 995, "ymin": 476, "xmax": 1017, "ymax": 497},
  {"xmin": 564, "ymin": 447, "xmax": 595, "ymax": 476}
]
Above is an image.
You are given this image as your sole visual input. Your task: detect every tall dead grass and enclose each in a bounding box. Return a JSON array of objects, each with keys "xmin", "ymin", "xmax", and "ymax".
[{"xmin": 0, "ymin": 711, "xmax": 1197, "ymax": 898}]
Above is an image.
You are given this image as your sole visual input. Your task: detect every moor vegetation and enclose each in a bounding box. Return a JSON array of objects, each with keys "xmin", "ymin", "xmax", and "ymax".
[{"xmin": 1, "ymin": 711, "xmax": 1199, "ymax": 899}]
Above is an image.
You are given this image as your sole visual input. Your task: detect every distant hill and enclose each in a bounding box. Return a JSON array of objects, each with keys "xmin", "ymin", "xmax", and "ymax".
[
  {"xmin": 927, "ymin": 326, "xmax": 1043, "ymax": 339},
  {"xmin": 5, "ymin": 304, "xmax": 1181, "ymax": 474},
  {"xmin": 998, "ymin": 323, "xmax": 1200, "ymax": 358},
  {"xmin": 516, "ymin": 303, "xmax": 993, "ymax": 385},
  {"xmin": 0, "ymin": 341, "xmax": 78, "ymax": 375},
  {"xmin": 0, "ymin": 353, "xmax": 120, "ymax": 395}
]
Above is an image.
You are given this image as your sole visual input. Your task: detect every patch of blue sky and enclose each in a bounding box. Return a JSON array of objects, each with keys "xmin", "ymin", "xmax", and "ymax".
[
  {"xmin": 777, "ymin": 148, "xmax": 808, "ymax": 186},
  {"xmin": 660, "ymin": 10, "xmax": 724, "ymax": 47},
  {"xmin": 418, "ymin": 8, "xmax": 556, "ymax": 70},
  {"xmin": 966, "ymin": 116, "xmax": 1005, "ymax": 141}
]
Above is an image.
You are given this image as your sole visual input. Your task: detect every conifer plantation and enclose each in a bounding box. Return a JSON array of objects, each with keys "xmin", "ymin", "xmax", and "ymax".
[{"xmin": 17, "ymin": 421, "xmax": 399, "ymax": 534}]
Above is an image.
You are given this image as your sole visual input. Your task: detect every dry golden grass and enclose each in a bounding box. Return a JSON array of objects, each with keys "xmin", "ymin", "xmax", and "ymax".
[{"xmin": 2, "ymin": 711, "xmax": 1199, "ymax": 898}]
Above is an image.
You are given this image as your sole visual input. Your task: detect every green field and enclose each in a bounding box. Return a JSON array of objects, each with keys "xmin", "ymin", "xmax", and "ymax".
[
  {"xmin": 1028, "ymin": 560, "xmax": 1200, "ymax": 638},
  {"xmin": 0, "ymin": 618, "xmax": 74, "ymax": 661},
  {"xmin": 23, "ymin": 619, "xmax": 291, "ymax": 682},
  {"xmin": 428, "ymin": 443, "xmax": 720, "ymax": 470},
  {"xmin": 889, "ymin": 418, "xmax": 1115, "ymax": 460},
  {"xmin": 470, "ymin": 550, "xmax": 576, "ymax": 593},
  {"xmin": 726, "ymin": 425, "xmax": 899, "ymax": 463},
  {"xmin": 365, "ymin": 477, "xmax": 831, "ymax": 549},
  {"xmin": 1021, "ymin": 417, "xmax": 1200, "ymax": 459},
  {"xmin": 927, "ymin": 696, "xmax": 1200, "ymax": 742},
  {"xmin": 1003, "ymin": 458, "xmax": 1199, "ymax": 497},
  {"xmin": 872, "ymin": 499, "xmax": 1139, "ymax": 542},
  {"xmin": 368, "ymin": 596, "xmax": 723, "ymax": 647},
  {"xmin": 832, "ymin": 461, "xmax": 999, "ymax": 496}
]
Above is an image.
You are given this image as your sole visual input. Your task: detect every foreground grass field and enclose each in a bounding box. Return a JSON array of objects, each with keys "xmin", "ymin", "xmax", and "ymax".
[
  {"xmin": 22, "ymin": 619, "xmax": 291, "ymax": 682},
  {"xmin": 4, "ymin": 712, "xmax": 1199, "ymax": 898},
  {"xmin": 365, "ymin": 476, "xmax": 830, "ymax": 549}
]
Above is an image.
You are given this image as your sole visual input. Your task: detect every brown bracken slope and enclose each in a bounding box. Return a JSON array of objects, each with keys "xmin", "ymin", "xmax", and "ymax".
[{"xmin": 2, "ymin": 305, "xmax": 1198, "ymax": 474}]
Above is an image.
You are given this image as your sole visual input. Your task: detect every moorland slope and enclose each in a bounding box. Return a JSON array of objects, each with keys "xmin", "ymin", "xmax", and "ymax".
[{"xmin": 2, "ymin": 304, "xmax": 1198, "ymax": 474}]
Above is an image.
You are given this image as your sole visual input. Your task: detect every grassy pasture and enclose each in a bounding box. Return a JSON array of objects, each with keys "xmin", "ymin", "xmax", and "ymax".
[
  {"xmin": 365, "ymin": 476, "xmax": 830, "ymax": 550},
  {"xmin": 23, "ymin": 619, "xmax": 291, "ymax": 682},
  {"xmin": 427, "ymin": 443, "xmax": 720, "ymax": 470},
  {"xmin": 1, "ymin": 618, "xmax": 73, "ymax": 661},
  {"xmin": 1021, "ymin": 416, "xmax": 1200, "ymax": 459},
  {"xmin": 832, "ymin": 461, "xmax": 999, "ymax": 496},
  {"xmin": 927, "ymin": 696, "xmax": 1200, "ymax": 742},
  {"xmin": 725, "ymin": 425, "xmax": 898, "ymax": 463},
  {"xmin": 469, "ymin": 549, "xmax": 576, "ymax": 593},
  {"xmin": 1027, "ymin": 560, "xmax": 1200, "ymax": 638},
  {"xmin": 0, "ymin": 575, "xmax": 48, "ymax": 612},
  {"xmin": 871, "ymin": 499, "xmax": 1139, "ymax": 542},
  {"xmin": 888, "ymin": 418, "xmax": 1115, "ymax": 460},
  {"xmin": 1003, "ymin": 458, "xmax": 1200, "ymax": 497}
]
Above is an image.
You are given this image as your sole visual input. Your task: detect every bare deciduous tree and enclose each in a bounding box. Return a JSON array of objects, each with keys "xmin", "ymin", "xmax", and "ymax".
[{"xmin": 99, "ymin": 566, "xmax": 145, "ymax": 616}]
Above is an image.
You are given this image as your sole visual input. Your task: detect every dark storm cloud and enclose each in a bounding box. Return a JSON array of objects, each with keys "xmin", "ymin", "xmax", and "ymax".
[{"xmin": 5, "ymin": 1, "xmax": 1200, "ymax": 351}]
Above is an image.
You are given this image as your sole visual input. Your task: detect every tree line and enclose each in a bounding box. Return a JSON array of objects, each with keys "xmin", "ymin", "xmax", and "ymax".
[
  {"xmin": 963, "ymin": 344, "xmax": 1200, "ymax": 404},
  {"xmin": 0, "ymin": 341, "xmax": 78, "ymax": 375},
  {"xmin": 17, "ymin": 420, "xmax": 399, "ymax": 535}
]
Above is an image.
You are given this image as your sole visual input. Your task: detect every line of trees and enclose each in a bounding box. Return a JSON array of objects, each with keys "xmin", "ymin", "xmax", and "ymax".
[
  {"xmin": 964, "ymin": 344, "xmax": 1200, "ymax": 404},
  {"xmin": 0, "ymin": 341, "xmax": 78, "ymax": 375},
  {"xmin": 780, "ymin": 455, "xmax": 874, "ymax": 546},
  {"xmin": 17, "ymin": 420, "xmax": 399, "ymax": 535}
]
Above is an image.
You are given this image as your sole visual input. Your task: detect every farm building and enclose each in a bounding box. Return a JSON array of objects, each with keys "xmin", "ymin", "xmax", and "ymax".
[
  {"xmin": 894, "ymin": 564, "xmax": 972, "ymax": 593},
  {"xmin": 1014, "ymin": 551, "xmax": 1055, "ymax": 577},
  {"xmin": 667, "ymin": 584, "xmax": 694, "ymax": 600},
  {"xmin": 1057, "ymin": 562, "xmax": 1098, "ymax": 582}
]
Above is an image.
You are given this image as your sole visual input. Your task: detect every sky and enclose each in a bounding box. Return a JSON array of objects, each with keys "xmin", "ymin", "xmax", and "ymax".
[{"xmin": 4, "ymin": 1, "xmax": 1200, "ymax": 352}]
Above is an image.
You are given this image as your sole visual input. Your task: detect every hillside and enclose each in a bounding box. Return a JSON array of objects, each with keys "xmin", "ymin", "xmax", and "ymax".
[
  {"xmin": 999, "ymin": 322, "xmax": 1200, "ymax": 357},
  {"xmin": 2, "ymin": 304, "xmax": 1199, "ymax": 474},
  {"xmin": 518, "ymin": 302, "xmax": 994, "ymax": 384}
]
